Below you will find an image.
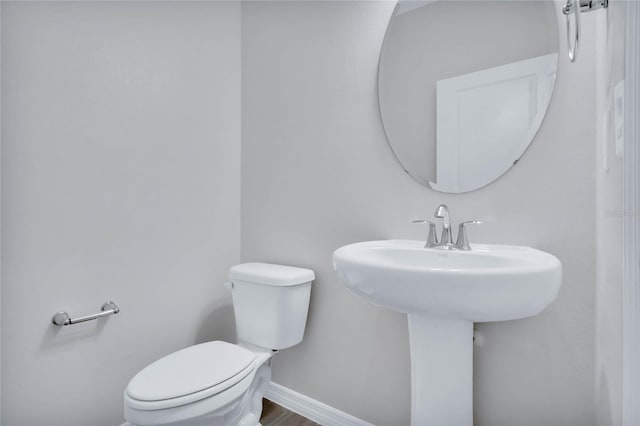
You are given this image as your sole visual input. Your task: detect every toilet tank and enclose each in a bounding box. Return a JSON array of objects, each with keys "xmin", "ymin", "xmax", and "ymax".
[{"xmin": 228, "ymin": 263, "xmax": 314, "ymax": 350}]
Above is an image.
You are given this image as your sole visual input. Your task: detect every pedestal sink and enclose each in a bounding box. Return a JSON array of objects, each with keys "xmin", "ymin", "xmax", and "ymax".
[{"xmin": 332, "ymin": 240, "xmax": 562, "ymax": 426}]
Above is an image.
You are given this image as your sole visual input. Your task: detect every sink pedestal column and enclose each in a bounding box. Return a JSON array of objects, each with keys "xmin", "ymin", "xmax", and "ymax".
[{"xmin": 407, "ymin": 314, "xmax": 473, "ymax": 426}]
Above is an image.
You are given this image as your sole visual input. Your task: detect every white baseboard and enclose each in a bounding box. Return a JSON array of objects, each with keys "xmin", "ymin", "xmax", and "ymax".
[
  {"xmin": 120, "ymin": 383, "xmax": 373, "ymax": 426},
  {"xmin": 264, "ymin": 382, "xmax": 374, "ymax": 426}
]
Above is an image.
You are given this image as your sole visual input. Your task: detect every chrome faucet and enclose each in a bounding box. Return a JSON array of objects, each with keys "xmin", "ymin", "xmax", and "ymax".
[
  {"xmin": 413, "ymin": 204, "xmax": 483, "ymax": 250},
  {"xmin": 434, "ymin": 204, "xmax": 453, "ymax": 245}
]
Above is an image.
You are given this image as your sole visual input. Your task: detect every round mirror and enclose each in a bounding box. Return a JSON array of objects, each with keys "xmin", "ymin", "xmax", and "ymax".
[{"xmin": 378, "ymin": 1, "xmax": 559, "ymax": 193}]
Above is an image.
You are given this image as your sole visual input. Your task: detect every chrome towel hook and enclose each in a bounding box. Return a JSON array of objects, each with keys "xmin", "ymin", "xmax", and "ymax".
[
  {"xmin": 51, "ymin": 301, "xmax": 120, "ymax": 326},
  {"xmin": 562, "ymin": 0, "xmax": 609, "ymax": 63}
]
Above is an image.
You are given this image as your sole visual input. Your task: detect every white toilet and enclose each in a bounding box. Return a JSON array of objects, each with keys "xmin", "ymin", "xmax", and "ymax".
[{"xmin": 123, "ymin": 263, "xmax": 314, "ymax": 426}]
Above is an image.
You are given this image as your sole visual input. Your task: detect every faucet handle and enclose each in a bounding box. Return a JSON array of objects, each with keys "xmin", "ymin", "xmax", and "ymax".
[
  {"xmin": 413, "ymin": 220, "xmax": 438, "ymax": 248},
  {"xmin": 455, "ymin": 221, "xmax": 484, "ymax": 251}
]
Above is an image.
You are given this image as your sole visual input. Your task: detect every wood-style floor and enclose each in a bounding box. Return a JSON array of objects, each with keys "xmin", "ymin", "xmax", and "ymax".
[{"xmin": 260, "ymin": 399, "xmax": 321, "ymax": 426}]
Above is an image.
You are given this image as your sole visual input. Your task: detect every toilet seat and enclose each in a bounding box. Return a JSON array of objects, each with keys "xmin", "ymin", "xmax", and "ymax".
[{"xmin": 125, "ymin": 341, "xmax": 256, "ymax": 411}]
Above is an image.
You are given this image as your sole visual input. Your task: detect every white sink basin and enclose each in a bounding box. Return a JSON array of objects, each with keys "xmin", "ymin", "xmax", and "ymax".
[
  {"xmin": 332, "ymin": 239, "xmax": 562, "ymax": 426},
  {"xmin": 332, "ymin": 240, "xmax": 562, "ymax": 322}
]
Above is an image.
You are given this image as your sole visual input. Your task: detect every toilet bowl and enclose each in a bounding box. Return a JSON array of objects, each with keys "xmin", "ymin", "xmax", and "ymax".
[
  {"xmin": 124, "ymin": 341, "xmax": 273, "ymax": 426},
  {"xmin": 123, "ymin": 263, "xmax": 314, "ymax": 426}
]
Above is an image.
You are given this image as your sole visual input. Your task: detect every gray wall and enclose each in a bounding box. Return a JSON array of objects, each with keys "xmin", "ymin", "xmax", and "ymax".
[
  {"xmin": 595, "ymin": 1, "xmax": 626, "ymax": 424},
  {"xmin": 0, "ymin": 1, "xmax": 605, "ymax": 425},
  {"xmin": 242, "ymin": 2, "xmax": 596, "ymax": 425},
  {"xmin": 1, "ymin": 2, "xmax": 241, "ymax": 425}
]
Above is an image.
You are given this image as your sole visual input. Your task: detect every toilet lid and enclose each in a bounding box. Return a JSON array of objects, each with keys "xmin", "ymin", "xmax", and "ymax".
[{"xmin": 127, "ymin": 341, "xmax": 255, "ymax": 402}]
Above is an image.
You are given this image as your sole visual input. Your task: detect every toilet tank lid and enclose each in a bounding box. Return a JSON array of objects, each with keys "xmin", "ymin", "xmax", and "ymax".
[{"xmin": 229, "ymin": 263, "xmax": 315, "ymax": 286}]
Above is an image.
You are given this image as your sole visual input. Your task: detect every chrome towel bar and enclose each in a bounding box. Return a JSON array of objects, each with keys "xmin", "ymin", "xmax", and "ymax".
[{"xmin": 51, "ymin": 301, "xmax": 120, "ymax": 326}]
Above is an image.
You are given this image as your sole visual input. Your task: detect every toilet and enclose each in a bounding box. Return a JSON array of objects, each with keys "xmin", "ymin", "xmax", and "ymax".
[{"xmin": 123, "ymin": 263, "xmax": 314, "ymax": 426}]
